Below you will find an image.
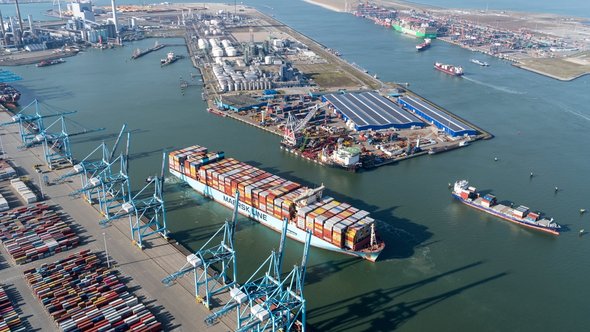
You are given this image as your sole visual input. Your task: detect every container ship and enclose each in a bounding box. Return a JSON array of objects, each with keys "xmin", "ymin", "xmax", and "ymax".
[
  {"xmin": 452, "ymin": 180, "xmax": 560, "ymax": 235},
  {"xmin": 36, "ymin": 58, "xmax": 65, "ymax": 67},
  {"xmin": 169, "ymin": 145, "xmax": 385, "ymax": 262},
  {"xmin": 393, "ymin": 20, "xmax": 437, "ymax": 38},
  {"xmin": 416, "ymin": 38, "xmax": 431, "ymax": 51},
  {"xmin": 434, "ymin": 62, "xmax": 464, "ymax": 76}
]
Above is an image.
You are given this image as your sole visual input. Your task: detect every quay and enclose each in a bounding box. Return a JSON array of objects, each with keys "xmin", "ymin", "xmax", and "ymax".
[{"xmin": 0, "ymin": 109, "xmax": 235, "ymax": 331}]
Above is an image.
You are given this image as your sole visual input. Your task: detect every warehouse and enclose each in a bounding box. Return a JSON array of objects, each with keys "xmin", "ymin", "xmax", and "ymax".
[
  {"xmin": 322, "ymin": 91, "xmax": 424, "ymax": 131},
  {"xmin": 398, "ymin": 96, "xmax": 478, "ymax": 137}
]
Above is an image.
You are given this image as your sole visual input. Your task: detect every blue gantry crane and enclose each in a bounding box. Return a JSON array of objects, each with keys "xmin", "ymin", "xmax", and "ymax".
[
  {"xmin": 0, "ymin": 99, "xmax": 76, "ymax": 146},
  {"xmin": 162, "ymin": 190, "xmax": 240, "ymax": 309},
  {"xmin": 58, "ymin": 124, "xmax": 127, "ymax": 203},
  {"xmin": 100, "ymin": 151, "xmax": 169, "ymax": 249},
  {"xmin": 204, "ymin": 218, "xmax": 292, "ymax": 329}
]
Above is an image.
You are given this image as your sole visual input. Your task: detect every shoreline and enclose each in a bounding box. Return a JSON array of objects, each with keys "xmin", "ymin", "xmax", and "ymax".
[{"xmin": 301, "ymin": 0, "xmax": 344, "ymax": 12}]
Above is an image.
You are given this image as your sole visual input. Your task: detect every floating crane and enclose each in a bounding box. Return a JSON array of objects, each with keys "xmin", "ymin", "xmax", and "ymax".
[
  {"xmin": 162, "ymin": 190, "xmax": 240, "ymax": 309},
  {"xmin": 0, "ymin": 99, "xmax": 76, "ymax": 146},
  {"xmin": 205, "ymin": 219, "xmax": 311, "ymax": 331},
  {"xmin": 100, "ymin": 151, "xmax": 169, "ymax": 249},
  {"xmin": 282, "ymin": 102, "xmax": 326, "ymax": 148}
]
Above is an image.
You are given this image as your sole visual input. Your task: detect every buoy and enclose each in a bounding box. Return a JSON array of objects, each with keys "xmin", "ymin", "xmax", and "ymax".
[
  {"xmin": 530, "ymin": 172, "xmax": 534, "ymax": 177},
  {"xmin": 580, "ymin": 229, "xmax": 585, "ymax": 236},
  {"xmin": 581, "ymin": 209, "xmax": 586, "ymax": 214},
  {"xmin": 494, "ymin": 157, "xmax": 498, "ymax": 161},
  {"xmin": 555, "ymin": 186, "xmax": 559, "ymax": 192}
]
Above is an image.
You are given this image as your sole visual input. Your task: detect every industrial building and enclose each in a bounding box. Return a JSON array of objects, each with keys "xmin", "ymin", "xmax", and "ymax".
[
  {"xmin": 216, "ymin": 95, "xmax": 266, "ymax": 112},
  {"xmin": 398, "ymin": 95, "xmax": 478, "ymax": 137},
  {"xmin": 322, "ymin": 91, "xmax": 424, "ymax": 131}
]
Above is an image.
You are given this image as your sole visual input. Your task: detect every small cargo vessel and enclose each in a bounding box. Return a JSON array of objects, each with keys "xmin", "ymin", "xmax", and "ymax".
[
  {"xmin": 0, "ymin": 83, "xmax": 20, "ymax": 103},
  {"xmin": 416, "ymin": 38, "xmax": 431, "ymax": 51},
  {"xmin": 36, "ymin": 58, "xmax": 65, "ymax": 67},
  {"xmin": 169, "ymin": 145, "xmax": 385, "ymax": 261},
  {"xmin": 161, "ymin": 52, "xmax": 182, "ymax": 66},
  {"xmin": 452, "ymin": 180, "xmax": 560, "ymax": 235},
  {"xmin": 470, "ymin": 59, "xmax": 489, "ymax": 66},
  {"xmin": 434, "ymin": 62, "xmax": 463, "ymax": 76}
]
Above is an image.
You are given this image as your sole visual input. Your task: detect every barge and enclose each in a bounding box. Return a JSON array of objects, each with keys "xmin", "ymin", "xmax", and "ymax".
[{"xmin": 452, "ymin": 180, "xmax": 560, "ymax": 235}]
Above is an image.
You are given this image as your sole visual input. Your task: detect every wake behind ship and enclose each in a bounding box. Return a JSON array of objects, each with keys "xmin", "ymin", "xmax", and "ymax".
[
  {"xmin": 452, "ymin": 180, "xmax": 560, "ymax": 235},
  {"xmin": 169, "ymin": 145, "xmax": 385, "ymax": 262}
]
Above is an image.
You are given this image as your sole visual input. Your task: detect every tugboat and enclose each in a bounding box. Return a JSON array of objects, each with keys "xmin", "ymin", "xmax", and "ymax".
[
  {"xmin": 416, "ymin": 38, "xmax": 431, "ymax": 51},
  {"xmin": 36, "ymin": 58, "xmax": 66, "ymax": 67},
  {"xmin": 470, "ymin": 59, "xmax": 489, "ymax": 66},
  {"xmin": 434, "ymin": 62, "xmax": 464, "ymax": 76}
]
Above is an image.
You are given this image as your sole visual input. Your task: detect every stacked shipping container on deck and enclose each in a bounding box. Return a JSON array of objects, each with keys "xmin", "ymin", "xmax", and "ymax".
[
  {"xmin": 169, "ymin": 146, "xmax": 377, "ymax": 252},
  {"xmin": 23, "ymin": 250, "xmax": 162, "ymax": 332},
  {"xmin": 0, "ymin": 284, "xmax": 25, "ymax": 332},
  {"xmin": 0, "ymin": 204, "xmax": 79, "ymax": 265}
]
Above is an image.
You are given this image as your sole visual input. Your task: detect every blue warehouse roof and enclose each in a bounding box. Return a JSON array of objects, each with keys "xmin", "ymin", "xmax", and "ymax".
[
  {"xmin": 322, "ymin": 92, "xmax": 423, "ymax": 131},
  {"xmin": 398, "ymin": 96, "xmax": 477, "ymax": 137}
]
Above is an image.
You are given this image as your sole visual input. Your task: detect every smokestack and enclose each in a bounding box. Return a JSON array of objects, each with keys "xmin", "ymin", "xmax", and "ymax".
[
  {"xmin": 111, "ymin": 0, "xmax": 118, "ymax": 35},
  {"xmin": 28, "ymin": 14, "xmax": 33, "ymax": 33},
  {"xmin": 14, "ymin": 0, "xmax": 24, "ymax": 45},
  {"xmin": 0, "ymin": 10, "xmax": 6, "ymax": 46}
]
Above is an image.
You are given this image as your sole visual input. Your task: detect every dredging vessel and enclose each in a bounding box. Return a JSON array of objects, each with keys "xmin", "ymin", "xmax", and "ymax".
[
  {"xmin": 169, "ymin": 145, "xmax": 385, "ymax": 261},
  {"xmin": 452, "ymin": 180, "xmax": 560, "ymax": 235},
  {"xmin": 434, "ymin": 62, "xmax": 464, "ymax": 76}
]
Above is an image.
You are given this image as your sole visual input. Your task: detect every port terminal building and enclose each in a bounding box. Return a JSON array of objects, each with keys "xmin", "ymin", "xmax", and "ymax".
[
  {"xmin": 398, "ymin": 96, "xmax": 478, "ymax": 137},
  {"xmin": 322, "ymin": 91, "xmax": 424, "ymax": 131}
]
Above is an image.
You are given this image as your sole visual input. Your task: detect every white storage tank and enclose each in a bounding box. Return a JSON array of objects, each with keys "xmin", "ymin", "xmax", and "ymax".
[
  {"xmin": 226, "ymin": 47, "xmax": 237, "ymax": 57},
  {"xmin": 212, "ymin": 47, "xmax": 224, "ymax": 57},
  {"xmin": 198, "ymin": 39, "xmax": 207, "ymax": 50},
  {"xmin": 221, "ymin": 39, "xmax": 231, "ymax": 48}
]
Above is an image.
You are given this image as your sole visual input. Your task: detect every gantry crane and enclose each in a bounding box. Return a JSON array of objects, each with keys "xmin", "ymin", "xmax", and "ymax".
[
  {"xmin": 0, "ymin": 99, "xmax": 76, "ymax": 145},
  {"xmin": 162, "ymin": 190, "xmax": 240, "ymax": 309},
  {"xmin": 100, "ymin": 151, "xmax": 169, "ymax": 249},
  {"xmin": 204, "ymin": 218, "xmax": 290, "ymax": 328},
  {"xmin": 282, "ymin": 102, "xmax": 326, "ymax": 148}
]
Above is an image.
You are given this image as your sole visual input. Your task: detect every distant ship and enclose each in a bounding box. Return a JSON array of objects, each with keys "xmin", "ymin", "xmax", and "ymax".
[
  {"xmin": 434, "ymin": 62, "xmax": 464, "ymax": 76},
  {"xmin": 36, "ymin": 58, "xmax": 65, "ymax": 67},
  {"xmin": 416, "ymin": 38, "xmax": 431, "ymax": 51},
  {"xmin": 452, "ymin": 180, "xmax": 560, "ymax": 235},
  {"xmin": 470, "ymin": 59, "xmax": 489, "ymax": 66},
  {"xmin": 161, "ymin": 52, "xmax": 182, "ymax": 66}
]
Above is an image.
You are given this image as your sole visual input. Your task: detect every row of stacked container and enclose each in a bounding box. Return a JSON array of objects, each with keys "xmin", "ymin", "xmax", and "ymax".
[
  {"xmin": 0, "ymin": 204, "xmax": 79, "ymax": 265},
  {"xmin": 23, "ymin": 250, "xmax": 162, "ymax": 332},
  {"xmin": 0, "ymin": 193, "xmax": 8, "ymax": 212},
  {"xmin": 0, "ymin": 284, "xmax": 25, "ymax": 332},
  {"xmin": 169, "ymin": 145, "xmax": 376, "ymax": 251},
  {"xmin": 0, "ymin": 160, "xmax": 16, "ymax": 181},
  {"xmin": 9, "ymin": 179, "xmax": 36, "ymax": 204}
]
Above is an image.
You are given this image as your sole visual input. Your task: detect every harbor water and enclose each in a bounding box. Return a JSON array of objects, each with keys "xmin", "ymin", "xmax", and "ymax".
[{"xmin": 6, "ymin": 0, "xmax": 590, "ymax": 330}]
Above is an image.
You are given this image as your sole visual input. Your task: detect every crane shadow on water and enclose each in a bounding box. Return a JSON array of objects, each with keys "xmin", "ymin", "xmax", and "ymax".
[{"xmin": 308, "ymin": 261, "xmax": 508, "ymax": 331}]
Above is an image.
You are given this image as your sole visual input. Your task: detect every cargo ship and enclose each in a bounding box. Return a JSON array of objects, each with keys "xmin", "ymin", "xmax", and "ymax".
[
  {"xmin": 393, "ymin": 20, "xmax": 437, "ymax": 38},
  {"xmin": 416, "ymin": 38, "xmax": 431, "ymax": 51},
  {"xmin": 452, "ymin": 180, "xmax": 560, "ymax": 235},
  {"xmin": 169, "ymin": 145, "xmax": 385, "ymax": 261},
  {"xmin": 36, "ymin": 58, "xmax": 65, "ymax": 67},
  {"xmin": 161, "ymin": 52, "xmax": 182, "ymax": 66},
  {"xmin": 434, "ymin": 62, "xmax": 464, "ymax": 76}
]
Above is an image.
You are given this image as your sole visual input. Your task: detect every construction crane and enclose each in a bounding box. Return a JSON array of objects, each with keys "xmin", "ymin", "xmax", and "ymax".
[
  {"xmin": 204, "ymin": 218, "xmax": 290, "ymax": 328},
  {"xmin": 0, "ymin": 99, "xmax": 76, "ymax": 145},
  {"xmin": 100, "ymin": 151, "xmax": 169, "ymax": 249},
  {"xmin": 282, "ymin": 102, "xmax": 326, "ymax": 148},
  {"xmin": 162, "ymin": 190, "xmax": 240, "ymax": 309}
]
